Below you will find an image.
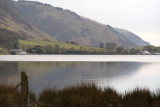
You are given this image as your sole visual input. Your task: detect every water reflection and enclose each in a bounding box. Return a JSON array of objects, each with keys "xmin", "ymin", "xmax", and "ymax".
[
  {"xmin": 0, "ymin": 62, "xmax": 160, "ymax": 94},
  {"xmin": 0, "ymin": 62, "xmax": 19, "ymax": 84}
]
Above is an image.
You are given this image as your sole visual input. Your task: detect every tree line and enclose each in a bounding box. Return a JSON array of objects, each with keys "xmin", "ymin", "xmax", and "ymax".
[
  {"xmin": 99, "ymin": 42, "xmax": 160, "ymax": 55},
  {"xmin": 99, "ymin": 42, "xmax": 129, "ymax": 54},
  {"xmin": 17, "ymin": 42, "xmax": 160, "ymax": 55},
  {"xmin": 25, "ymin": 44, "xmax": 106, "ymax": 54},
  {"xmin": 24, "ymin": 43, "xmax": 135, "ymax": 55}
]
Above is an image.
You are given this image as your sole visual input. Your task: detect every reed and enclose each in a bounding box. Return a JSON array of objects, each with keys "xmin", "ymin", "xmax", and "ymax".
[
  {"xmin": 38, "ymin": 84, "xmax": 160, "ymax": 107},
  {"xmin": 0, "ymin": 84, "xmax": 36, "ymax": 107},
  {"xmin": 1, "ymin": 84, "xmax": 160, "ymax": 107}
]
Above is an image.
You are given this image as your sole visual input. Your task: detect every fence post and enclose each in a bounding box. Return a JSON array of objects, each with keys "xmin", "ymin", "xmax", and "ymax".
[{"xmin": 21, "ymin": 71, "xmax": 29, "ymax": 107}]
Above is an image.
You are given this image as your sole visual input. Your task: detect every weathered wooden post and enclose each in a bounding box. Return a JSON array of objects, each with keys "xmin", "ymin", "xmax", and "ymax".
[
  {"xmin": 21, "ymin": 71, "xmax": 29, "ymax": 107},
  {"xmin": 15, "ymin": 71, "xmax": 29, "ymax": 107}
]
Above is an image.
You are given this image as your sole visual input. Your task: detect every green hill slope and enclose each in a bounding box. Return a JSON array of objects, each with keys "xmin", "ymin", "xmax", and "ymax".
[
  {"xmin": 18, "ymin": 40, "xmax": 107, "ymax": 54},
  {"xmin": 16, "ymin": 1, "xmax": 149, "ymax": 48}
]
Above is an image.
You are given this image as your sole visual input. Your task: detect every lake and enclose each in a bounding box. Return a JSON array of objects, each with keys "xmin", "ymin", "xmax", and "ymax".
[{"xmin": 0, "ymin": 55, "xmax": 160, "ymax": 95}]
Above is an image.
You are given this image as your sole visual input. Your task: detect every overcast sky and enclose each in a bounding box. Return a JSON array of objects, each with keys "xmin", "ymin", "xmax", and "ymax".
[{"xmin": 23, "ymin": 0, "xmax": 160, "ymax": 46}]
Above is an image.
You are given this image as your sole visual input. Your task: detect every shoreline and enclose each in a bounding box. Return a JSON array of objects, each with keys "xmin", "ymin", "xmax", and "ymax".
[{"xmin": 0, "ymin": 55, "xmax": 160, "ymax": 62}]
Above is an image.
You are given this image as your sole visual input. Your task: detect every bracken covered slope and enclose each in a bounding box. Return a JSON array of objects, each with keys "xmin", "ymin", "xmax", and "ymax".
[{"xmin": 0, "ymin": 0, "xmax": 55, "ymax": 49}]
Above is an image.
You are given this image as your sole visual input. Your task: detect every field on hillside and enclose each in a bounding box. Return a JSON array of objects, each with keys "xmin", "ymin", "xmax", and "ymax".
[
  {"xmin": 18, "ymin": 40, "xmax": 106, "ymax": 54},
  {"xmin": 0, "ymin": 47, "xmax": 7, "ymax": 54}
]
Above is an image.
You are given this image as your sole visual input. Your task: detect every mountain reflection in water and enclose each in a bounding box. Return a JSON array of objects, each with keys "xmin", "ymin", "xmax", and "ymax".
[{"xmin": 0, "ymin": 62, "xmax": 160, "ymax": 95}]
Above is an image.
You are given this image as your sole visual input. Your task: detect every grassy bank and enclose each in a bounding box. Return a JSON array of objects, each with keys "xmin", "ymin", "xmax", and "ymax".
[
  {"xmin": 0, "ymin": 47, "xmax": 7, "ymax": 54},
  {"xmin": 0, "ymin": 84, "xmax": 160, "ymax": 107}
]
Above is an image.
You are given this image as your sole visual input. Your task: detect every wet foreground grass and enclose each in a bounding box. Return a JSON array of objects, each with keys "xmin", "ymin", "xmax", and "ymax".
[
  {"xmin": 0, "ymin": 84, "xmax": 36, "ymax": 107},
  {"xmin": 0, "ymin": 84, "xmax": 160, "ymax": 107}
]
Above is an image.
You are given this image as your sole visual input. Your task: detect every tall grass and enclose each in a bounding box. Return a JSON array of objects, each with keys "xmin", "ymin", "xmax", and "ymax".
[
  {"xmin": 38, "ymin": 84, "xmax": 160, "ymax": 107},
  {"xmin": 0, "ymin": 84, "xmax": 36, "ymax": 107},
  {"xmin": 38, "ymin": 83, "xmax": 122, "ymax": 107},
  {"xmin": 0, "ymin": 84, "xmax": 23, "ymax": 107},
  {"xmin": 1, "ymin": 84, "xmax": 160, "ymax": 107},
  {"xmin": 123, "ymin": 88, "xmax": 159, "ymax": 107}
]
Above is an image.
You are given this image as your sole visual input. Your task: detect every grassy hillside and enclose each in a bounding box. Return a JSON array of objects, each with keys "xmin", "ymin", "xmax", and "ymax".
[
  {"xmin": 16, "ymin": 1, "xmax": 149, "ymax": 48},
  {"xmin": 0, "ymin": 47, "xmax": 7, "ymax": 54},
  {"xmin": 18, "ymin": 40, "xmax": 106, "ymax": 54}
]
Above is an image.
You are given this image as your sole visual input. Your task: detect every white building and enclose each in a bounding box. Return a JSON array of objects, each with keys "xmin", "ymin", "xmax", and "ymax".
[
  {"xmin": 10, "ymin": 49, "xmax": 26, "ymax": 55},
  {"xmin": 139, "ymin": 50, "xmax": 151, "ymax": 55}
]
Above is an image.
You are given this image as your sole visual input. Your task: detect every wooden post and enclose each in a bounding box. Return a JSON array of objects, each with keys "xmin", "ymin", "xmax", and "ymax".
[{"xmin": 21, "ymin": 71, "xmax": 29, "ymax": 107}]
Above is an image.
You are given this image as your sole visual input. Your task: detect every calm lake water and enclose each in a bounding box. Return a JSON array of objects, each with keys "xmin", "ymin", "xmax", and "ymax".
[
  {"xmin": 0, "ymin": 62, "xmax": 160, "ymax": 93},
  {"xmin": 0, "ymin": 59, "xmax": 160, "ymax": 95}
]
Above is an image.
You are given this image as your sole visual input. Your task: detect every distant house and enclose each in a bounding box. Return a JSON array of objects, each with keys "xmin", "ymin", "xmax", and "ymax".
[
  {"xmin": 10, "ymin": 49, "xmax": 26, "ymax": 55},
  {"xmin": 139, "ymin": 50, "xmax": 151, "ymax": 55}
]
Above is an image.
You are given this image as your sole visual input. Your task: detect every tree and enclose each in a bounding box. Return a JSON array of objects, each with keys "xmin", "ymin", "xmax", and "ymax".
[
  {"xmin": 45, "ymin": 45, "xmax": 53, "ymax": 54},
  {"xmin": 69, "ymin": 47, "xmax": 75, "ymax": 53},
  {"xmin": 34, "ymin": 45, "xmax": 43, "ymax": 54},
  {"xmin": 10, "ymin": 51, "xmax": 16, "ymax": 55},
  {"xmin": 14, "ymin": 44, "xmax": 18, "ymax": 49},
  {"xmin": 105, "ymin": 43, "xmax": 117, "ymax": 52},
  {"xmin": 116, "ymin": 47, "xmax": 128, "ymax": 54},
  {"xmin": 99, "ymin": 43, "xmax": 104, "ymax": 48},
  {"xmin": 116, "ymin": 47, "xmax": 123, "ymax": 54},
  {"xmin": 130, "ymin": 48, "xmax": 138, "ymax": 54},
  {"xmin": 71, "ymin": 41, "xmax": 74, "ymax": 44},
  {"xmin": 27, "ymin": 45, "xmax": 43, "ymax": 54},
  {"xmin": 144, "ymin": 45, "xmax": 154, "ymax": 52},
  {"xmin": 70, "ymin": 41, "xmax": 78, "ymax": 45},
  {"xmin": 61, "ymin": 47, "xmax": 65, "ymax": 54},
  {"xmin": 55, "ymin": 44, "xmax": 60, "ymax": 54},
  {"xmin": 66, "ymin": 41, "xmax": 69, "ymax": 43}
]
